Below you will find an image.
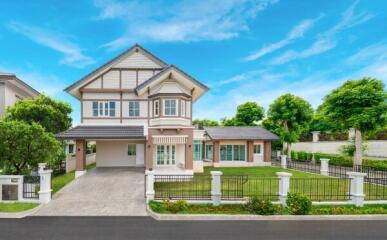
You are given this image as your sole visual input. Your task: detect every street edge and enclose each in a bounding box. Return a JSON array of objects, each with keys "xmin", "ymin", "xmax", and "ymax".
[
  {"xmin": 146, "ymin": 206, "xmax": 387, "ymax": 221},
  {"xmin": 0, "ymin": 204, "xmax": 42, "ymax": 219}
]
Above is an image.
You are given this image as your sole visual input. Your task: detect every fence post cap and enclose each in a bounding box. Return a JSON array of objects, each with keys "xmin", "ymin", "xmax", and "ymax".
[
  {"xmin": 39, "ymin": 169, "xmax": 53, "ymax": 174},
  {"xmin": 346, "ymin": 171, "xmax": 367, "ymax": 177},
  {"xmin": 210, "ymin": 171, "xmax": 223, "ymax": 176},
  {"xmin": 145, "ymin": 170, "xmax": 155, "ymax": 175},
  {"xmin": 276, "ymin": 172, "xmax": 292, "ymax": 177}
]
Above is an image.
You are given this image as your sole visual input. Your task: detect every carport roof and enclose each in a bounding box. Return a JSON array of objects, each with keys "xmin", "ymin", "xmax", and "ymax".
[{"xmin": 56, "ymin": 125, "xmax": 145, "ymax": 140}]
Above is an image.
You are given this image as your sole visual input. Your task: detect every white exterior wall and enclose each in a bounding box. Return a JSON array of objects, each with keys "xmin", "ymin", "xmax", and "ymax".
[
  {"xmin": 84, "ymin": 77, "xmax": 101, "ymax": 88},
  {"xmin": 150, "ymin": 118, "xmax": 190, "ymax": 126},
  {"xmin": 115, "ymin": 51, "xmax": 161, "ymax": 68},
  {"xmin": 0, "ymin": 83, "xmax": 5, "ymax": 117},
  {"xmin": 103, "ymin": 70, "xmax": 120, "ymax": 88},
  {"xmin": 292, "ymin": 140, "xmax": 387, "ymax": 158},
  {"xmin": 96, "ymin": 141, "xmax": 145, "ymax": 167},
  {"xmin": 121, "ymin": 70, "xmax": 136, "ymax": 89},
  {"xmin": 138, "ymin": 70, "xmax": 154, "ymax": 85},
  {"xmin": 186, "ymin": 101, "xmax": 191, "ymax": 118}
]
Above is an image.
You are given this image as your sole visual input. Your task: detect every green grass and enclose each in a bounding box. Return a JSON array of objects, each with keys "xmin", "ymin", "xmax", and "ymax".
[
  {"xmin": 155, "ymin": 166, "xmax": 387, "ymax": 201},
  {"xmin": 149, "ymin": 201, "xmax": 387, "ymax": 215},
  {"xmin": 52, "ymin": 162, "xmax": 96, "ymax": 193},
  {"xmin": 0, "ymin": 202, "xmax": 39, "ymax": 213}
]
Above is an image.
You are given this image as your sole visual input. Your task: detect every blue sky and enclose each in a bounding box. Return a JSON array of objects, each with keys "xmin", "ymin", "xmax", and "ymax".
[{"xmin": 0, "ymin": 0, "xmax": 386, "ymax": 125}]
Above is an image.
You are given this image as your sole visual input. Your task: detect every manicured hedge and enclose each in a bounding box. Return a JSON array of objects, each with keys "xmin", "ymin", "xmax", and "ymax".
[{"xmin": 291, "ymin": 151, "xmax": 387, "ymax": 171}]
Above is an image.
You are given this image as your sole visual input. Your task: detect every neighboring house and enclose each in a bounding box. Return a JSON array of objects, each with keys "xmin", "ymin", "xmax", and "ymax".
[
  {"xmin": 0, "ymin": 72, "xmax": 40, "ymax": 117},
  {"xmin": 57, "ymin": 44, "xmax": 278, "ymax": 177}
]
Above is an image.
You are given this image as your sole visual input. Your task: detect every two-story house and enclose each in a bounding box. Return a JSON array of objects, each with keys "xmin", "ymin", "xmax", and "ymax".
[
  {"xmin": 0, "ymin": 73, "xmax": 40, "ymax": 117},
  {"xmin": 57, "ymin": 44, "xmax": 278, "ymax": 178}
]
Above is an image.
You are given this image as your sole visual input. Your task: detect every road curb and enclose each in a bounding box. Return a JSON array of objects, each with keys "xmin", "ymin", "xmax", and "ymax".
[
  {"xmin": 147, "ymin": 207, "xmax": 387, "ymax": 221},
  {"xmin": 0, "ymin": 204, "xmax": 42, "ymax": 219}
]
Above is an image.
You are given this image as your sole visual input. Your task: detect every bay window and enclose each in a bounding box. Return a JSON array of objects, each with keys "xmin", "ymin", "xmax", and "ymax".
[{"xmin": 164, "ymin": 99, "xmax": 177, "ymax": 116}]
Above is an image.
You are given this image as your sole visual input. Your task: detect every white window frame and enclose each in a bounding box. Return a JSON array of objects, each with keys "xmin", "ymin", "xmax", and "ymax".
[
  {"xmin": 163, "ymin": 99, "xmax": 178, "ymax": 116},
  {"xmin": 220, "ymin": 144, "xmax": 246, "ymax": 161},
  {"xmin": 92, "ymin": 101, "xmax": 116, "ymax": 117},
  {"xmin": 128, "ymin": 101, "xmax": 140, "ymax": 117},
  {"xmin": 154, "ymin": 100, "xmax": 159, "ymax": 117},
  {"xmin": 181, "ymin": 100, "xmax": 186, "ymax": 117},
  {"xmin": 253, "ymin": 144, "xmax": 263, "ymax": 155}
]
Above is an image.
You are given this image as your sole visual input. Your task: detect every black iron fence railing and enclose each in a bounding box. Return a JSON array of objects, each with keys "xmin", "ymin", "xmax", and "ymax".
[
  {"xmin": 154, "ymin": 175, "xmax": 211, "ymax": 200},
  {"xmin": 287, "ymin": 161, "xmax": 320, "ymax": 174},
  {"xmin": 365, "ymin": 178, "xmax": 387, "ymax": 200},
  {"xmin": 290, "ymin": 177, "xmax": 351, "ymax": 201},
  {"xmin": 23, "ymin": 176, "xmax": 40, "ymax": 199}
]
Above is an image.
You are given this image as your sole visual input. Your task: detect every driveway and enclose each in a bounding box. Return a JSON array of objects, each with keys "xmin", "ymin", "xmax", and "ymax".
[{"xmin": 34, "ymin": 167, "xmax": 147, "ymax": 216}]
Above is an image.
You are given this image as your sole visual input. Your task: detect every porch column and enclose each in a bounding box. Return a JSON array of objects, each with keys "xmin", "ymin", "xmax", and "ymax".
[
  {"xmin": 213, "ymin": 141, "xmax": 220, "ymax": 167},
  {"xmin": 185, "ymin": 130, "xmax": 193, "ymax": 170},
  {"xmin": 264, "ymin": 141, "xmax": 272, "ymax": 162},
  {"xmin": 75, "ymin": 139, "xmax": 86, "ymax": 178},
  {"xmin": 247, "ymin": 141, "xmax": 254, "ymax": 162}
]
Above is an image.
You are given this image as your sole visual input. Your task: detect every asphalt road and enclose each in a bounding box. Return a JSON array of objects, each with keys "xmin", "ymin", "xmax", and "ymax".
[{"xmin": 0, "ymin": 217, "xmax": 386, "ymax": 240}]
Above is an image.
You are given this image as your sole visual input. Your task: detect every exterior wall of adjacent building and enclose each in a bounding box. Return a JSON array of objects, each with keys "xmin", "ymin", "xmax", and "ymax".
[
  {"xmin": 95, "ymin": 140, "xmax": 145, "ymax": 167},
  {"xmin": 0, "ymin": 80, "xmax": 37, "ymax": 117},
  {"xmin": 0, "ymin": 82, "xmax": 5, "ymax": 117}
]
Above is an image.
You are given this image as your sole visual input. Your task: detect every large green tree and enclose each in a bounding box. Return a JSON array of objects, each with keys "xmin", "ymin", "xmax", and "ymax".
[
  {"xmin": 266, "ymin": 94, "xmax": 313, "ymax": 158},
  {"xmin": 4, "ymin": 94, "xmax": 72, "ymax": 134},
  {"xmin": 0, "ymin": 121, "xmax": 62, "ymax": 174},
  {"xmin": 322, "ymin": 78, "xmax": 387, "ymax": 166},
  {"xmin": 192, "ymin": 119, "xmax": 220, "ymax": 127},
  {"xmin": 221, "ymin": 102, "xmax": 264, "ymax": 126}
]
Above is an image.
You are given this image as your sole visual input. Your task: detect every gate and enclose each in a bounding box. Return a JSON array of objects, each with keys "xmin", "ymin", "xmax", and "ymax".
[{"xmin": 23, "ymin": 176, "xmax": 40, "ymax": 199}]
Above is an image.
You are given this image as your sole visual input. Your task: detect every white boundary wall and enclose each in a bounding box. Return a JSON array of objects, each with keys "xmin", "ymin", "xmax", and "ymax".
[
  {"xmin": 292, "ymin": 140, "xmax": 387, "ymax": 158},
  {"xmin": 66, "ymin": 153, "xmax": 96, "ymax": 173}
]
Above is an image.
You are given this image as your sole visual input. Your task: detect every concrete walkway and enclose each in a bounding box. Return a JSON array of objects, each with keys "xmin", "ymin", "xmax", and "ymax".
[{"xmin": 34, "ymin": 167, "xmax": 147, "ymax": 216}]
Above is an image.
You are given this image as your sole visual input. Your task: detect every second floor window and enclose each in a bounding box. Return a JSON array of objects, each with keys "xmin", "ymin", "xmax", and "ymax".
[
  {"xmin": 164, "ymin": 99, "xmax": 177, "ymax": 116},
  {"xmin": 128, "ymin": 101, "xmax": 140, "ymax": 117},
  {"xmin": 92, "ymin": 101, "xmax": 116, "ymax": 117},
  {"xmin": 154, "ymin": 100, "xmax": 159, "ymax": 117}
]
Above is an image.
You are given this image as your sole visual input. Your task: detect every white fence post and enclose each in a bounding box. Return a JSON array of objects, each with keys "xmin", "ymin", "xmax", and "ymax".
[
  {"xmin": 347, "ymin": 172, "xmax": 367, "ymax": 207},
  {"xmin": 211, "ymin": 171, "xmax": 222, "ymax": 206},
  {"xmin": 277, "ymin": 150, "xmax": 281, "ymax": 160},
  {"xmin": 145, "ymin": 170, "xmax": 155, "ymax": 202},
  {"xmin": 280, "ymin": 155, "xmax": 287, "ymax": 169},
  {"xmin": 38, "ymin": 163, "xmax": 52, "ymax": 204},
  {"xmin": 320, "ymin": 158, "xmax": 330, "ymax": 176},
  {"xmin": 277, "ymin": 172, "xmax": 292, "ymax": 206}
]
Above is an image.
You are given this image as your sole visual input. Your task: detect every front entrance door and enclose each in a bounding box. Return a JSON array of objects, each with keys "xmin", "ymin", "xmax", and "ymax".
[{"xmin": 156, "ymin": 145, "xmax": 176, "ymax": 166}]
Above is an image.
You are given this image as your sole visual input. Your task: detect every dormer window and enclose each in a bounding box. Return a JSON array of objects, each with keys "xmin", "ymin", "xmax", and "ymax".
[{"xmin": 164, "ymin": 99, "xmax": 177, "ymax": 116}]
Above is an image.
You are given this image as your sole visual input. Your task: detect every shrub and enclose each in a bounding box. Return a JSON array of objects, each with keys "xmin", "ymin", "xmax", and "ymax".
[
  {"xmin": 286, "ymin": 193, "xmax": 312, "ymax": 215},
  {"xmin": 162, "ymin": 199, "xmax": 188, "ymax": 213},
  {"xmin": 291, "ymin": 151, "xmax": 313, "ymax": 162},
  {"xmin": 244, "ymin": 197, "xmax": 280, "ymax": 215}
]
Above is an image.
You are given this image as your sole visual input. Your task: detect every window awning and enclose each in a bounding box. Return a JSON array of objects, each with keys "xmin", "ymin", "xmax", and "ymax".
[{"xmin": 152, "ymin": 135, "xmax": 188, "ymax": 144}]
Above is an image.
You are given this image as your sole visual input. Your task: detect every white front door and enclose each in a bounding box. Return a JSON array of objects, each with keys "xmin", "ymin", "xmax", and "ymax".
[
  {"xmin": 253, "ymin": 144, "xmax": 264, "ymax": 163},
  {"xmin": 156, "ymin": 145, "xmax": 176, "ymax": 166}
]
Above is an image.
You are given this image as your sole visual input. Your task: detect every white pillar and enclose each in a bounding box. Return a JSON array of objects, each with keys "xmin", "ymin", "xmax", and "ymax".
[
  {"xmin": 211, "ymin": 171, "xmax": 222, "ymax": 206},
  {"xmin": 277, "ymin": 172, "xmax": 292, "ymax": 206},
  {"xmin": 38, "ymin": 164, "xmax": 52, "ymax": 204},
  {"xmin": 145, "ymin": 170, "xmax": 155, "ymax": 202},
  {"xmin": 280, "ymin": 155, "xmax": 287, "ymax": 169},
  {"xmin": 320, "ymin": 158, "xmax": 330, "ymax": 176},
  {"xmin": 38, "ymin": 163, "xmax": 46, "ymax": 172},
  {"xmin": 348, "ymin": 128, "xmax": 355, "ymax": 140},
  {"xmin": 347, "ymin": 172, "xmax": 367, "ymax": 207},
  {"xmin": 276, "ymin": 150, "xmax": 281, "ymax": 160},
  {"xmin": 312, "ymin": 131, "xmax": 320, "ymax": 143}
]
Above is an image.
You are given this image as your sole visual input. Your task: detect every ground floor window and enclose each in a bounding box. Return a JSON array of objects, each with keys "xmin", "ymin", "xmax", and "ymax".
[
  {"xmin": 220, "ymin": 144, "xmax": 245, "ymax": 161},
  {"xmin": 205, "ymin": 144, "xmax": 213, "ymax": 160},
  {"xmin": 254, "ymin": 144, "xmax": 262, "ymax": 155},
  {"xmin": 156, "ymin": 145, "xmax": 176, "ymax": 166},
  {"xmin": 128, "ymin": 144, "xmax": 136, "ymax": 156},
  {"xmin": 68, "ymin": 144, "xmax": 74, "ymax": 154},
  {"xmin": 193, "ymin": 140, "xmax": 202, "ymax": 161}
]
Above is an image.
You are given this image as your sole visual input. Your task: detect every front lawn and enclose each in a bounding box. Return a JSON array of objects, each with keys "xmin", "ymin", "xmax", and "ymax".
[
  {"xmin": 0, "ymin": 202, "xmax": 39, "ymax": 213},
  {"xmin": 52, "ymin": 163, "xmax": 96, "ymax": 193},
  {"xmin": 149, "ymin": 201, "xmax": 387, "ymax": 215}
]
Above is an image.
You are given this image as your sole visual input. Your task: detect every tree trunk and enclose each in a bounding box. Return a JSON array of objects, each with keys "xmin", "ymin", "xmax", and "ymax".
[
  {"xmin": 287, "ymin": 143, "xmax": 291, "ymax": 159},
  {"xmin": 354, "ymin": 128, "xmax": 363, "ymax": 166}
]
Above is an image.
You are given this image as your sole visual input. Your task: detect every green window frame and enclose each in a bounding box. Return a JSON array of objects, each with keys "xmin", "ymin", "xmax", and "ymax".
[
  {"xmin": 193, "ymin": 140, "xmax": 202, "ymax": 161},
  {"xmin": 128, "ymin": 144, "xmax": 136, "ymax": 156}
]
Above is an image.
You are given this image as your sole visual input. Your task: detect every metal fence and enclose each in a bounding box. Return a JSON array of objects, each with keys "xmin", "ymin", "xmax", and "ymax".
[
  {"xmin": 365, "ymin": 178, "xmax": 387, "ymax": 200},
  {"xmin": 290, "ymin": 177, "xmax": 351, "ymax": 201},
  {"xmin": 154, "ymin": 175, "xmax": 211, "ymax": 200},
  {"xmin": 287, "ymin": 161, "xmax": 320, "ymax": 174},
  {"xmin": 23, "ymin": 176, "xmax": 40, "ymax": 199}
]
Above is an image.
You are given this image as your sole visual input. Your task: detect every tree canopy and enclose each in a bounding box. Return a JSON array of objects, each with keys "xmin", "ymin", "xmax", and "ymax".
[
  {"xmin": 266, "ymin": 93, "xmax": 313, "ymax": 156},
  {"xmin": 221, "ymin": 102, "xmax": 264, "ymax": 126},
  {"xmin": 192, "ymin": 119, "xmax": 219, "ymax": 127},
  {"xmin": 4, "ymin": 94, "xmax": 72, "ymax": 134},
  {"xmin": 0, "ymin": 121, "xmax": 62, "ymax": 175}
]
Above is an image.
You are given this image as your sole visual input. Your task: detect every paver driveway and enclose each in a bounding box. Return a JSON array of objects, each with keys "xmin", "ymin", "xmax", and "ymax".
[{"xmin": 34, "ymin": 167, "xmax": 147, "ymax": 216}]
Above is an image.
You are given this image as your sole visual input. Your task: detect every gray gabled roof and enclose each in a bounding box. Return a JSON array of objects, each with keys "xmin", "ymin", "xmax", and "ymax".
[
  {"xmin": 64, "ymin": 43, "xmax": 168, "ymax": 92},
  {"xmin": 204, "ymin": 127, "xmax": 279, "ymax": 140},
  {"xmin": 135, "ymin": 64, "xmax": 209, "ymax": 93},
  {"xmin": 56, "ymin": 125, "xmax": 145, "ymax": 140},
  {"xmin": 0, "ymin": 72, "xmax": 40, "ymax": 96}
]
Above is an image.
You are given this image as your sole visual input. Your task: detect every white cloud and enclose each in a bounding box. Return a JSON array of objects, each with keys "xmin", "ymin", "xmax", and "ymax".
[
  {"xmin": 94, "ymin": 0, "xmax": 278, "ymax": 50},
  {"xmin": 243, "ymin": 16, "xmax": 320, "ymax": 61},
  {"xmin": 7, "ymin": 22, "xmax": 94, "ymax": 68},
  {"xmin": 271, "ymin": 0, "xmax": 374, "ymax": 65}
]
